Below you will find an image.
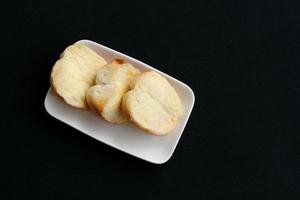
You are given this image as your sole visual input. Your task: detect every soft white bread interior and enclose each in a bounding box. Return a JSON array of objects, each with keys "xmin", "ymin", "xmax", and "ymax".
[
  {"xmin": 51, "ymin": 44, "xmax": 107, "ymax": 108},
  {"xmin": 86, "ymin": 59, "xmax": 140, "ymax": 123},
  {"xmin": 122, "ymin": 71, "xmax": 183, "ymax": 135}
]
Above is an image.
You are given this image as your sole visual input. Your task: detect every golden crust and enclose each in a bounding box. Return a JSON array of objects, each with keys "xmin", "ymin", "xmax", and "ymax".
[
  {"xmin": 87, "ymin": 99, "xmax": 125, "ymax": 124},
  {"xmin": 86, "ymin": 94, "xmax": 104, "ymax": 114}
]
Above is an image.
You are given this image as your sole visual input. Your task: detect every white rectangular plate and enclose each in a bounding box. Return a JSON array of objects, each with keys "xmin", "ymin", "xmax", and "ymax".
[{"xmin": 44, "ymin": 39, "xmax": 195, "ymax": 164}]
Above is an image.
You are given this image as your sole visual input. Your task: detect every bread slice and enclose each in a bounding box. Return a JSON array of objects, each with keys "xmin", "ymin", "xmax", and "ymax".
[
  {"xmin": 86, "ymin": 59, "xmax": 140, "ymax": 123},
  {"xmin": 50, "ymin": 44, "xmax": 107, "ymax": 108},
  {"xmin": 122, "ymin": 71, "xmax": 183, "ymax": 135}
]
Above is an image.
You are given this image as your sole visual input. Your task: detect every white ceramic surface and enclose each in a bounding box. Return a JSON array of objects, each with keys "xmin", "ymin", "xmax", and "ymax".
[{"xmin": 44, "ymin": 39, "xmax": 195, "ymax": 164}]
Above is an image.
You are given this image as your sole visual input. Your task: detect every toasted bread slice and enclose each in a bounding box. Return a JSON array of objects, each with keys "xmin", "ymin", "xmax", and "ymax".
[
  {"xmin": 51, "ymin": 44, "xmax": 107, "ymax": 108},
  {"xmin": 122, "ymin": 71, "xmax": 182, "ymax": 135},
  {"xmin": 86, "ymin": 59, "xmax": 140, "ymax": 123}
]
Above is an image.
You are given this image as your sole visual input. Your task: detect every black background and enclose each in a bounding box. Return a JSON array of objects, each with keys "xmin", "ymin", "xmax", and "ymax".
[{"xmin": 1, "ymin": 0, "xmax": 299, "ymax": 199}]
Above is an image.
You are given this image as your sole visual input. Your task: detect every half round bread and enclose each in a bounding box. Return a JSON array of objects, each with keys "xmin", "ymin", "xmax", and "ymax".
[
  {"xmin": 122, "ymin": 71, "xmax": 183, "ymax": 135},
  {"xmin": 51, "ymin": 44, "xmax": 107, "ymax": 108},
  {"xmin": 86, "ymin": 59, "xmax": 140, "ymax": 123}
]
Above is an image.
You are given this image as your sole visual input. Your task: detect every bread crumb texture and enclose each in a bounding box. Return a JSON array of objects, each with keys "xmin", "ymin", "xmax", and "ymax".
[
  {"xmin": 122, "ymin": 71, "xmax": 183, "ymax": 135},
  {"xmin": 86, "ymin": 59, "xmax": 141, "ymax": 123},
  {"xmin": 51, "ymin": 44, "xmax": 107, "ymax": 108}
]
